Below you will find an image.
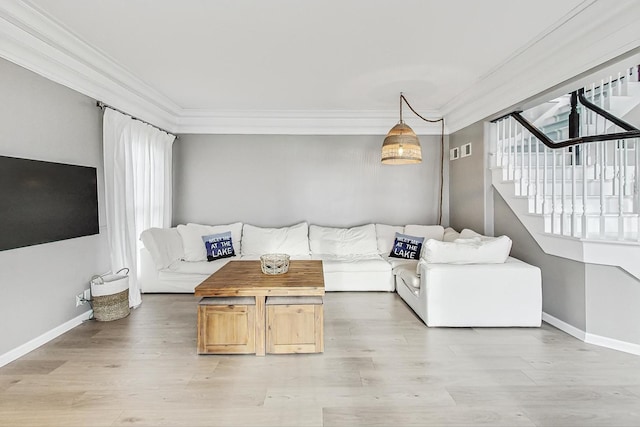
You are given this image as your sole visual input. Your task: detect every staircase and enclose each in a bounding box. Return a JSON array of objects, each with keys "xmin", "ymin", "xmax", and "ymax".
[{"xmin": 490, "ymin": 65, "xmax": 640, "ymax": 281}]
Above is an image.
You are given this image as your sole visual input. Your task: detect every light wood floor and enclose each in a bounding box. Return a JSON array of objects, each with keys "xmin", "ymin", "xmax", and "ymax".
[{"xmin": 1, "ymin": 293, "xmax": 640, "ymax": 426}]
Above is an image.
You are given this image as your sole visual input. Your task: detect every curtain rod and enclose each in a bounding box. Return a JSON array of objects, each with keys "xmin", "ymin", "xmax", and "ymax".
[{"xmin": 96, "ymin": 101, "xmax": 178, "ymax": 139}]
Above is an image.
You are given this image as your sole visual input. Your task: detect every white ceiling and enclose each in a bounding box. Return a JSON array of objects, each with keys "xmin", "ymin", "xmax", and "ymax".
[{"xmin": 3, "ymin": 0, "xmax": 640, "ymax": 133}]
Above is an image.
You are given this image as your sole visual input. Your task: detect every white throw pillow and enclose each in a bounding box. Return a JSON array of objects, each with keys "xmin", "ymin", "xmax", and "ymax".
[
  {"xmin": 241, "ymin": 222, "xmax": 310, "ymax": 256},
  {"xmin": 177, "ymin": 222, "xmax": 243, "ymax": 262},
  {"xmin": 404, "ymin": 225, "xmax": 445, "ymax": 241},
  {"xmin": 139, "ymin": 227, "xmax": 184, "ymax": 269},
  {"xmin": 443, "ymin": 227, "xmax": 461, "ymax": 242},
  {"xmin": 375, "ymin": 224, "xmax": 404, "ymax": 254},
  {"xmin": 423, "ymin": 235, "xmax": 512, "ymax": 264},
  {"xmin": 403, "ymin": 225, "xmax": 445, "ymax": 257},
  {"xmin": 459, "ymin": 228, "xmax": 484, "ymax": 239},
  {"xmin": 309, "ymin": 224, "xmax": 378, "ymax": 255}
]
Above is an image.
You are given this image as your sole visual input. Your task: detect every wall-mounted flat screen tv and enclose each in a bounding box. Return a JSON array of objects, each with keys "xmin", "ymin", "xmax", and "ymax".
[{"xmin": 0, "ymin": 155, "xmax": 99, "ymax": 251}]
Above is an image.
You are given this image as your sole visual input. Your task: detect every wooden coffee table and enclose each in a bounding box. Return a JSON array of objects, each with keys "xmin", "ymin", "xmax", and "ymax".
[{"xmin": 194, "ymin": 260, "xmax": 324, "ymax": 356}]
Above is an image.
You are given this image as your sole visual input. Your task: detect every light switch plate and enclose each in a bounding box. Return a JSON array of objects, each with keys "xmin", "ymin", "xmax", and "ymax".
[{"xmin": 461, "ymin": 142, "xmax": 472, "ymax": 157}]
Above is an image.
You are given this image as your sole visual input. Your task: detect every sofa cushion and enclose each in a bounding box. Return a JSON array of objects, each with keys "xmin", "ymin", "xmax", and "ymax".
[
  {"xmin": 202, "ymin": 231, "xmax": 236, "ymax": 261},
  {"xmin": 443, "ymin": 227, "xmax": 461, "ymax": 242},
  {"xmin": 312, "ymin": 254, "xmax": 391, "ymax": 273},
  {"xmin": 375, "ymin": 224, "xmax": 404, "ymax": 254},
  {"xmin": 383, "ymin": 256, "xmax": 418, "ymax": 270},
  {"xmin": 394, "ymin": 263, "xmax": 420, "ymax": 289},
  {"xmin": 404, "ymin": 224, "xmax": 445, "ymax": 241},
  {"xmin": 309, "ymin": 224, "xmax": 378, "ymax": 256},
  {"xmin": 140, "ymin": 227, "xmax": 184, "ymax": 269},
  {"xmin": 177, "ymin": 222, "xmax": 243, "ymax": 262},
  {"xmin": 423, "ymin": 235, "xmax": 512, "ymax": 264},
  {"xmin": 241, "ymin": 222, "xmax": 310, "ymax": 256},
  {"xmin": 389, "ymin": 233, "xmax": 424, "ymax": 260},
  {"xmin": 241, "ymin": 254, "xmax": 311, "ymax": 261},
  {"xmin": 165, "ymin": 258, "xmax": 232, "ymax": 275}
]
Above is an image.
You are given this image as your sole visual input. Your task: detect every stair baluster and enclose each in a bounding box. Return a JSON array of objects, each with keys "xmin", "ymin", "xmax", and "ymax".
[
  {"xmin": 543, "ymin": 140, "xmax": 548, "ymax": 216},
  {"xmin": 618, "ymin": 139, "xmax": 625, "ymax": 239},
  {"xmin": 636, "ymin": 139, "xmax": 640, "ymax": 242},
  {"xmin": 551, "ymin": 142, "xmax": 557, "ymax": 234},
  {"xmin": 599, "ymin": 140, "xmax": 606, "ymax": 238},
  {"xmin": 571, "ymin": 144, "xmax": 577, "ymax": 237},
  {"xmin": 581, "ymin": 98, "xmax": 588, "ymax": 237}
]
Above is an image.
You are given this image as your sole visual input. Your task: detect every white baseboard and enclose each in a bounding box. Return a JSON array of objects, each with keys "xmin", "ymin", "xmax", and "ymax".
[
  {"xmin": 585, "ymin": 333, "xmax": 640, "ymax": 356},
  {"xmin": 0, "ymin": 310, "xmax": 92, "ymax": 368},
  {"xmin": 543, "ymin": 311, "xmax": 640, "ymax": 356},
  {"xmin": 542, "ymin": 311, "xmax": 586, "ymax": 341}
]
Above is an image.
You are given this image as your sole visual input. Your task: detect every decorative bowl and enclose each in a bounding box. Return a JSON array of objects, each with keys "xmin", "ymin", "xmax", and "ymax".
[{"xmin": 260, "ymin": 253, "xmax": 290, "ymax": 275}]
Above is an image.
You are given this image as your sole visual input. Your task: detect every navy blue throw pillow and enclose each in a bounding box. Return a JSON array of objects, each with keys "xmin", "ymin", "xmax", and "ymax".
[
  {"xmin": 202, "ymin": 231, "xmax": 235, "ymax": 261},
  {"xmin": 389, "ymin": 233, "xmax": 424, "ymax": 260}
]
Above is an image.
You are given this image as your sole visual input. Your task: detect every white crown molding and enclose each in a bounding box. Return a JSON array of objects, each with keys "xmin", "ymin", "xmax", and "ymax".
[
  {"xmin": 1, "ymin": 0, "xmax": 639, "ymax": 135},
  {"xmin": 0, "ymin": 0, "xmax": 180, "ymax": 131},
  {"xmin": 443, "ymin": 0, "xmax": 640, "ymax": 133},
  {"xmin": 0, "ymin": 1, "xmax": 446, "ymax": 136},
  {"xmin": 176, "ymin": 109, "xmax": 447, "ymax": 135}
]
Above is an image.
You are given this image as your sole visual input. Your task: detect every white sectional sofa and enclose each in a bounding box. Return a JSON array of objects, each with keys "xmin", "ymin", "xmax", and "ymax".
[
  {"xmin": 141, "ymin": 221, "xmax": 408, "ymax": 293},
  {"xmin": 139, "ymin": 221, "xmax": 542, "ymax": 327}
]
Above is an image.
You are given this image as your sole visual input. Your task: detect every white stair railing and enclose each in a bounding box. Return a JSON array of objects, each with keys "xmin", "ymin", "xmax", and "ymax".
[{"xmin": 493, "ymin": 65, "xmax": 640, "ymax": 242}]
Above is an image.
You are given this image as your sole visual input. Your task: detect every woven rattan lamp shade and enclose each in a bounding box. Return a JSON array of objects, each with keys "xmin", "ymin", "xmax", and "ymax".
[{"xmin": 381, "ymin": 122, "xmax": 422, "ymax": 164}]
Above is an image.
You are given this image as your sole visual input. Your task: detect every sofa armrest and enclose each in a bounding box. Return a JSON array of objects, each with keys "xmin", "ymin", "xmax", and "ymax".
[
  {"xmin": 139, "ymin": 248, "xmax": 161, "ymax": 292},
  {"xmin": 418, "ymin": 257, "xmax": 542, "ymax": 327}
]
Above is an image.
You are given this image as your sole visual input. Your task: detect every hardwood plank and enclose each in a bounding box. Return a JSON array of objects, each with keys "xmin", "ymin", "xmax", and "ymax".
[
  {"xmin": 0, "ymin": 410, "xmax": 121, "ymax": 426},
  {"xmin": 370, "ymin": 356, "xmax": 535, "ymax": 371},
  {"xmin": 0, "ymin": 359, "xmax": 66, "ymax": 375},
  {"xmin": 263, "ymin": 385, "xmax": 456, "ymax": 408},
  {"xmin": 0, "ymin": 376, "xmax": 22, "ymax": 392},
  {"xmin": 624, "ymin": 385, "xmax": 640, "ymax": 397},
  {"xmin": 112, "ymin": 407, "xmax": 323, "ymax": 427},
  {"xmin": 322, "ymin": 406, "xmax": 536, "ymax": 427},
  {"xmin": 521, "ymin": 403, "xmax": 640, "ymax": 426},
  {"xmin": 522, "ymin": 368, "xmax": 640, "ymax": 386},
  {"xmin": 359, "ymin": 367, "xmax": 536, "ymax": 387},
  {"xmin": 447, "ymin": 385, "xmax": 640, "ymax": 406}
]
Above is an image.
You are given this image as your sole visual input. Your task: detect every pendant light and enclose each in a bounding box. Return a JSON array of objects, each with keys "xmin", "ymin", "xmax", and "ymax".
[{"xmin": 381, "ymin": 93, "xmax": 446, "ymax": 224}]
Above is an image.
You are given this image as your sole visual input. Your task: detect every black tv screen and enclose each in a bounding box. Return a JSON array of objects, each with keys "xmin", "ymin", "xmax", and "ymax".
[{"xmin": 0, "ymin": 155, "xmax": 99, "ymax": 251}]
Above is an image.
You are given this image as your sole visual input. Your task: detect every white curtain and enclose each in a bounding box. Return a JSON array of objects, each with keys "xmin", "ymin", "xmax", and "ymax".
[{"xmin": 103, "ymin": 108, "xmax": 175, "ymax": 307}]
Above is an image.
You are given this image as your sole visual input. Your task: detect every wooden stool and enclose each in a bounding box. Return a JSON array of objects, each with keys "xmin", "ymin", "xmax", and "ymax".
[
  {"xmin": 197, "ymin": 297, "xmax": 256, "ymax": 354},
  {"xmin": 266, "ymin": 296, "xmax": 323, "ymax": 354}
]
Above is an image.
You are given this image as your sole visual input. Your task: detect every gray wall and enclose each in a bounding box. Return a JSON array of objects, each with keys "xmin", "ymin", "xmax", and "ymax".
[
  {"xmin": 448, "ymin": 120, "xmax": 486, "ymax": 234},
  {"xmin": 173, "ymin": 134, "xmax": 448, "ymax": 228},
  {"xmin": 586, "ymin": 264, "xmax": 640, "ymax": 345},
  {"xmin": 0, "ymin": 58, "xmax": 110, "ymax": 356},
  {"xmin": 493, "ymin": 193, "xmax": 587, "ymax": 330}
]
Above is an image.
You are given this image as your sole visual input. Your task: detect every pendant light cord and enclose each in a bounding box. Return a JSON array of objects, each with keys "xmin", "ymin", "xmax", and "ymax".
[{"xmin": 399, "ymin": 94, "xmax": 445, "ymax": 225}]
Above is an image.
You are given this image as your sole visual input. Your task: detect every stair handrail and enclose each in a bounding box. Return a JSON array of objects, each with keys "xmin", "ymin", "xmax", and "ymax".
[
  {"xmin": 492, "ymin": 88, "xmax": 640, "ymax": 149},
  {"xmin": 577, "ymin": 89, "xmax": 638, "ymax": 131}
]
